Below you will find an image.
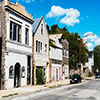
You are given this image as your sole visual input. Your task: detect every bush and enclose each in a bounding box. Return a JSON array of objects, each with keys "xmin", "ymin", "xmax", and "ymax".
[
  {"xmin": 36, "ymin": 68, "xmax": 46, "ymax": 85},
  {"xmin": 88, "ymin": 71, "xmax": 92, "ymax": 77}
]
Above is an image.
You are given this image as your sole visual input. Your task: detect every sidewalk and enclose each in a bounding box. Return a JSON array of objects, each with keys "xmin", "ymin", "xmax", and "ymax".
[
  {"xmin": 83, "ymin": 76, "xmax": 95, "ymax": 80},
  {"xmin": 0, "ymin": 79, "xmax": 70, "ymax": 99}
]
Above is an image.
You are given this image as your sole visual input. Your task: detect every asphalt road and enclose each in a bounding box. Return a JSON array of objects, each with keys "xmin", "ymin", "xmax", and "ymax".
[{"xmin": 11, "ymin": 79, "xmax": 100, "ymax": 100}]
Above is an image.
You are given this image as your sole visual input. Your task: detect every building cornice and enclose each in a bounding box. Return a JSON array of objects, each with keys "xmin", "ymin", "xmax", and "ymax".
[{"xmin": 5, "ymin": 5, "xmax": 34, "ymax": 24}]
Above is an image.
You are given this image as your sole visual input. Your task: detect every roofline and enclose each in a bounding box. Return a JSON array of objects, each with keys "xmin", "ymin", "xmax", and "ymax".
[
  {"xmin": 49, "ymin": 33, "xmax": 63, "ymax": 36},
  {"xmin": 49, "ymin": 38, "xmax": 63, "ymax": 49},
  {"xmin": 5, "ymin": 5, "xmax": 34, "ymax": 23},
  {"xmin": 50, "ymin": 45, "xmax": 63, "ymax": 50},
  {"xmin": 33, "ymin": 16, "xmax": 43, "ymax": 34}
]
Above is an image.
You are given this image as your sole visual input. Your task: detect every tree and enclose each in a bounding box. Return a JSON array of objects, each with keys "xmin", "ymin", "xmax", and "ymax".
[
  {"xmin": 47, "ymin": 24, "xmax": 88, "ymax": 69},
  {"xmin": 48, "ymin": 24, "xmax": 62, "ymax": 34},
  {"xmin": 36, "ymin": 68, "xmax": 45, "ymax": 85},
  {"xmin": 61, "ymin": 26, "xmax": 68, "ymax": 32},
  {"xmin": 62, "ymin": 32, "xmax": 88, "ymax": 68},
  {"xmin": 94, "ymin": 45, "xmax": 100, "ymax": 71},
  {"xmin": 46, "ymin": 24, "xmax": 50, "ymax": 33}
]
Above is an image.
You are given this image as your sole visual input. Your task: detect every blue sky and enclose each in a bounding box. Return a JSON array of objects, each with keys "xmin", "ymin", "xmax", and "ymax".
[{"xmin": 10, "ymin": 0, "xmax": 100, "ymax": 50}]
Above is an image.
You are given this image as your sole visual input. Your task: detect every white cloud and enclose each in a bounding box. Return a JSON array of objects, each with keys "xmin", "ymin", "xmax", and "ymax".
[
  {"xmin": 60, "ymin": 14, "xmax": 80, "ymax": 26},
  {"xmin": 46, "ymin": 6, "xmax": 66, "ymax": 18},
  {"xmin": 90, "ymin": 39, "xmax": 95, "ymax": 42},
  {"xmin": 95, "ymin": 38, "xmax": 100, "ymax": 46},
  {"xmin": 83, "ymin": 32, "xmax": 100, "ymax": 50},
  {"xmin": 46, "ymin": 5, "xmax": 80, "ymax": 26},
  {"xmin": 86, "ymin": 42, "xmax": 93, "ymax": 49},
  {"xmin": 83, "ymin": 32, "xmax": 97, "ymax": 40}
]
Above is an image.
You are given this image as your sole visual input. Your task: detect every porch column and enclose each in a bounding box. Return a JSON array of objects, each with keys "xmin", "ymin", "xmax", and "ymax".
[
  {"xmin": 46, "ymin": 63, "xmax": 49, "ymax": 83},
  {"xmin": 33, "ymin": 61, "xmax": 36, "ymax": 85}
]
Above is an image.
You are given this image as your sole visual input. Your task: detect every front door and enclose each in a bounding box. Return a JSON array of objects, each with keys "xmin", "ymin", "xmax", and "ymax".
[
  {"xmin": 14, "ymin": 63, "xmax": 21, "ymax": 87},
  {"xmin": 56, "ymin": 69, "xmax": 58, "ymax": 81},
  {"xmin": 27, "ymin": 56, "xmax": 31, "ymax": 85}
]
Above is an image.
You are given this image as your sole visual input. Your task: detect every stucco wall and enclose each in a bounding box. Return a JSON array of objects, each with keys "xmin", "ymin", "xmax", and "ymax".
[
  {"xmin": 4, "ymin": 6, "xmax": 33, "ymax": 89},
  {"xmin": 5, "ymin": 52, "xmax": 28, "ymax": 89},
  {"xmin": 6, "ymin": 12, "xmax": 32, "ymax": 46}
]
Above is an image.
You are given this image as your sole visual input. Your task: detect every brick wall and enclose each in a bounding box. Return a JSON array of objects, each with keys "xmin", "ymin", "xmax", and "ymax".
[{"xmin": 62, "ymin": 40, "xmax": 69, "ymax": 65}]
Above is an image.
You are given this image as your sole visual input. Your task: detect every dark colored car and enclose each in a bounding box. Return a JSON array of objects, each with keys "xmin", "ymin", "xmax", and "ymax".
[
  {"xmin": 96, "ymin": 73, "xmax": 100, "ymax": 78},
  {"xmin": 70, "ymin": 74, "xmax": 82, "ymax": 84}
]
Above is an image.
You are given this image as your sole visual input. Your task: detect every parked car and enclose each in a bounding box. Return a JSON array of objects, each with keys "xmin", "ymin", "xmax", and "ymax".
[
  {"xmin": 96, "ymin": 73, "xmax": 100, "ymax": 78},
  {"xmin": 70, "ymin": 74, "xmax": 82, "ymax": 84}
]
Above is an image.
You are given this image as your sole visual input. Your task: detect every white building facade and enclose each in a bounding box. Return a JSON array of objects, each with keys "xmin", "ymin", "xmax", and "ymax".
[
  {"xmin": 32, "ymin": 17, "xmax": 49, "ymax": 83},
  {"xmin": 88, "ymin": 51, "xmax": 94, "ymax": 73},
  {"xmin": 49, "ymin": 35, "xmax": 63, "ymax": 81},
  {"xmin": 4, "ymin": 1, "xmax": 34, "ymax": 89}
]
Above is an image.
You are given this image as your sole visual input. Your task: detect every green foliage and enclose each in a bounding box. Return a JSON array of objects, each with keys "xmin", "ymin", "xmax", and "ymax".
[
  {"xmin": 2, "ymin": 93, "xmax": 18, "ymax": 98},
  {"xmin": 94, "ymin": 45, "xmax": 100, "ymax": 71},
  {"xmin": 88, "ymin": 71, "xmax": 92, "ymax": 77},
  {"xmin": 49, "ymin": 39, "xmax": 57, "ymax": 47},
  {"xmin": 36, "ymin": 68, "xmax": 45, "ymax": 85},
  {"xmin": 62, "ymin": 32, "xmax": 88, "ymax": 68},
  {"xmin": 48, "ymin": 24, "xmax": 64, "ymax": 34}
]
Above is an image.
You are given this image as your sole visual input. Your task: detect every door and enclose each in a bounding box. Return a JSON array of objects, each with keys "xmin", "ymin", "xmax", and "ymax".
[
  {"xmin": 0, "ymin": 37, "xmax": 2, "ymax": 89},
  {"xmin": 14, "ymin": 63, "xmax": 21, "ymax": 87},
  {"xmin": 27, "ymin": 56, "xmax": 31, "ymax": 85},
  {"xmin": 56, "ymin": 69, "xmax": 58, "ymax": 81}
]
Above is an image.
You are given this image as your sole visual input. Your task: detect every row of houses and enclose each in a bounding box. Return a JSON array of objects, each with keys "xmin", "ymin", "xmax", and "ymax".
[{"xmin": 0, "ymin": 0, "xmax": 69, "ymax": 89}]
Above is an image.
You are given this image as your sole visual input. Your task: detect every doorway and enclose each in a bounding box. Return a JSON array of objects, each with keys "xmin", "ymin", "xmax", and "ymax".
[
  {"xmin": 14, "ymin": 63, "xmax": 21, "ymax": 87},
  {"xmin": 56, "ymin": 69, "xmax": 58, "ymax": 81},
  {"xmin": 27, "ymin": 55, "xmax": 31, "ymax": 85}
]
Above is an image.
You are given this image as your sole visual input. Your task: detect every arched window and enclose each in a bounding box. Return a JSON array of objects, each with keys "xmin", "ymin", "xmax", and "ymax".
[
  {"xmin": 9, "ymin": 66, "xmax": 14, "ymax": 79},
  {"xmin": 21, "ymin": 66, "xmax": 25, "ymax": 78}
]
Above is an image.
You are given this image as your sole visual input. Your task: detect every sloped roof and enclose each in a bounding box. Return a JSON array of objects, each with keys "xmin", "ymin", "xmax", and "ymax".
[
  {"xmin": 32, "ymin": 16, "xmax": 43, "ymax": 33},
  {"xmin": 49, "ymin": 34, "xmax": 63, "ymax": 49},
  {"xmin": 49, "ymin": 34, "xmax": 63, "ymax": 41},
  {"xmin": 5, "ymin": 1, "xmax": 33, "ymax": 22}
]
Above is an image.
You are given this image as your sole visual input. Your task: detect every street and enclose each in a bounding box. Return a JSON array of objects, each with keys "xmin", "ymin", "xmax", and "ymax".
[{"xmin": 11, "ymin": 79, "xmax": 100, "ymax": 100}]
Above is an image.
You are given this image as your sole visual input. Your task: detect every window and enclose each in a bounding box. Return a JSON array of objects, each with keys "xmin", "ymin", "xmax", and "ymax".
[
  {"xmin": 64, "ymin": 49, "xmax": 68, "ymax": 58},
  {"xmin": 21, "ymin": 66, "xmax": 25, "ymax": 78},
  {"xmin": 38, "ymin": 41, "xmax": 40, "ymax": 52},
  {"xmin": 45, "ymin": 44, "xmax": 47, "ymax": 52},
  {"xmin": 36, "ymin": 40, "xmax": 42, "ymax": 53},
  {"xmin": 10, "ymin": 22, "xmax": 13, "ymax": 40},
  {"xmin": 41, "ymin": 42, "xmax": 42, "ymax": 53},
  {"xmin": 25, "ymin": 28, "xmax": 29, "ymax": 45},
  {"xmin": 9, "ymin": 66, "xmax": 14, "ymax": 79},
  {"xmin": 63, "ymin": 64, "xmax": 65, "ymax": 74},
  {"xmin": 10, "ymin": 21, "xmax": 21, "ymax": 42},
  {"xmin": 36, "ymin": 40, "xmax": 38, "ymax": 52},
  {"xmin": 41, "ymin": 24, "xmax": 43, "ymax": 34}
]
